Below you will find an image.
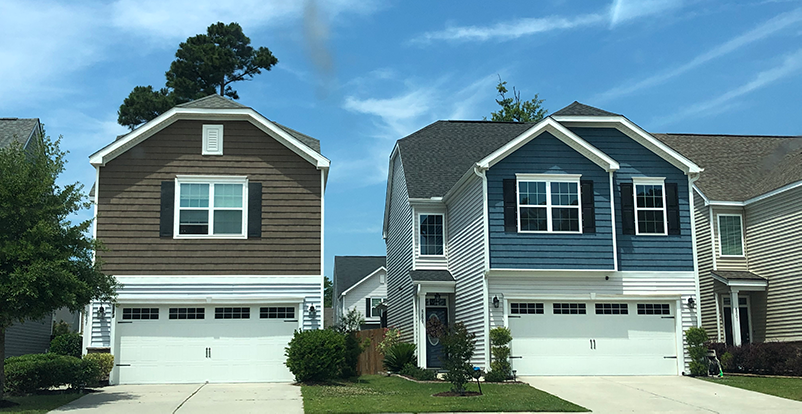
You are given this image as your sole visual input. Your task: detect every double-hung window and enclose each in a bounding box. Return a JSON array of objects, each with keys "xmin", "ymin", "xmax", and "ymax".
[
  {"xmin": 419, "ymin": 214, "xmax": 444, "ymax": 255},
  {"xmin": 718, "ymin": 214, "xmax": 744, "ymax": 256},
  {"xmin": 175, "ymin": 176, "xmax": 247, "ymax": 238},
  {"xmin": 633, "ymin": 178, "xmax": 667, "ymax": 235},
  {"xmin": 369, "ymin": 297, "xmax": 385, "ymax": 318},
  {"xmin": 517, "ymin": 174, "xmax": 581, "ymax": 233}
]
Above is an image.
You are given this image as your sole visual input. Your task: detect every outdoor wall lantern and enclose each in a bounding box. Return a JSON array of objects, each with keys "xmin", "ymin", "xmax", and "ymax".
[
  {"xmin": 687, "ymin": 297, "xmax": 695, "ymax": 308},
  {"xmin": 492, "ymin": 295, "xmax": 500, "ymax": 309},
  {"xmin": 97, "ymin": 305, "xmax": 105, "ymax": 319},
  {"xmin": 308, "ymin": 304, "xmax": 317, "ymax": 316}
]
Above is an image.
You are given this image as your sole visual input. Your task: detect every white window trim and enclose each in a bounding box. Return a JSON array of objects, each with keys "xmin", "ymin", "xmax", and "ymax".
[
  {"xmin": 417, "ymin": 212, "xmax": 446, "ymax": 257},
  {"xmin": 368, "ymin": 297, "xmax": 385, "ymax": 320},
  {"xmin": 717, "ymin": 213, "xmax": 745, "ymax": 257},
  {"xmin": 515, "ymin": 173, "xmax": 583, "ymax": 234},
  {"xmin": 632, "ymin": 177, "xmax": 668, "ymax": 236},
  {"xmin": 202, "ymin": 124, "xmax": 224, "ymax": 155},
  {"xmin": 173, "ymin": 175, "xmax": 249, "ymax": 239}
]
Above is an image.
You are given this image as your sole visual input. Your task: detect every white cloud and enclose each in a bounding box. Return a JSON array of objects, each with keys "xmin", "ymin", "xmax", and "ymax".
[
  {"xmin": 654, "ymin": 48, "xmax": 802, "ymax": 125},
  {"xmin": 596, "ymin": 7, "xmax": 802, "ymax": 102},
  {"xmin": 609, "ymin": 0, "xmax": 683, "ymax": 26},
  {"xmin": 411, "ymin": 13, "xmax": 606, "ymax": 43}
]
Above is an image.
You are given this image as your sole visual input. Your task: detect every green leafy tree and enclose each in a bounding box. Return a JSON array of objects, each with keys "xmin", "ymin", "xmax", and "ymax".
[
  {"xmin": 441, "ymin": 322, "xmax": 477, "ymax": 394},
  {"xmin": 324, "ymin": 277, "xmax": 333, "ymax": 308},
  {"xmin": 489, "ymin": 76, "xmax": 547, "ymax": 123},
  {"xmin": 0, "ymin": 132, "xmax": 117, "ymax": 400},
  {"xmin": 118, "ymin": 22, "xmax": 278, "ymax": 129}
]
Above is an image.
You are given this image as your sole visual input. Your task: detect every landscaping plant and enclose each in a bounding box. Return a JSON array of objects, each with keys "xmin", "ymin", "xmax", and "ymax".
[
  {"xmin": 384, "ymin": 342, "xmax": 417, "ymax": 373},
  {"xmin": 285, "ymin": 329, "xmax": 346, "ymax": 383},
  {"xmin": 686, "ymin": 327, "xmax": 709, "ymax": 376},
  {"xmin": 378, "ymin": 327, "xmax": 401, "ymax": 356},
  {"xmin": 441, "ymin": 322, "xmax": 476, "ymax": 394},
  {"xmin": 50, "ymin": 333, "xmax": 83, "ymax": 358},
  {"xmin": 3, "ymin": 353, "xmax": 102, "ymax": 394},
  {"xmin": 83, "ymin": 353, "xmax": 114, "ymax": 383},
  {"xmin": 485, "ymin": 326, "xmax": 512, "ymax": 382},
  {"xmin": 400, "ymin": 363, "xmax": 437, "ymax": 381},
  {"xmin": 333, "ymin": 308, "xmax": 368, "ymax": 378}
]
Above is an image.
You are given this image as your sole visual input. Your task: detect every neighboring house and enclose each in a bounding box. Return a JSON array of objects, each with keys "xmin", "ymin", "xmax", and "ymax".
[
  {"xmin": 655, "ymin": 133, "xmax": 802, "ymax": 347},
  {"xmin": 86, "ymin": 95, "xmax": 329, "ymax": 384},
  {"xmin": 384, "ymin": 102, "xmax": 704, "ymax": 375},
  {"xmin": 332, "ymin": 256, "xmax": 387, "ymax": 329},
  {"xmin": 1, "ymin": 117, "xmax": 53, "ymax": 358}
]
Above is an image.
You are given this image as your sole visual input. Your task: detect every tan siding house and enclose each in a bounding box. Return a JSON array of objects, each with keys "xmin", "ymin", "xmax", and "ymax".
[{"xmin": 85, "ymin": 95, "xmax": 330, "ymax": 384}]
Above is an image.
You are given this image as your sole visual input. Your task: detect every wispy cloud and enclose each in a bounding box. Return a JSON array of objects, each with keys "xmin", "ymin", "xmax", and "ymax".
[
  {"xmin": 610, "ymin": 0, "xmax": 684, "ymax": 26},
  {"xmin": 654, "ymin": 48, "xmax": 802, "ymax": 126},
  {"xmin": 595, "ymin": 7, "xmax": 802, "ymax": 102}
]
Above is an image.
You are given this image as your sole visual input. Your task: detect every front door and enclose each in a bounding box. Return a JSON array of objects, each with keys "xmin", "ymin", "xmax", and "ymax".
[
  {"xmin": 425, "ymin": 307, "xmax": 447, "ymax": 368},
  {"xmin": 723, "ymin": 296, "xmax": 750, "ymax": 346}
]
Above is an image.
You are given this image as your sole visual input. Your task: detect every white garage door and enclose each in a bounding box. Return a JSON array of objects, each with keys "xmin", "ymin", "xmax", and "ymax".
[
  {"xmin": 114, "ymin": 305, "xmax": 298, "ymax": 384},
  {"xmin": 508, "ymin": 301, "xmax": 678, "ymax": 376}
]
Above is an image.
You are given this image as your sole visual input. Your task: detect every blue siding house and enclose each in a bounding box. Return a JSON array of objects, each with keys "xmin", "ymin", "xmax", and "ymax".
[{"xmin": 384, "ymin": 102, "xmax": 704, "ymax": 376}]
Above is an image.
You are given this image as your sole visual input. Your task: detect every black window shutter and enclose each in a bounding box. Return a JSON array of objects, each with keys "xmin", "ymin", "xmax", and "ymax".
[
  {"xmin": 503, "ymin": 179, "xmax": 517, "ymax": 232},
  {"xmin": 248, "ymin": 182, "xmax": 262, "ymax": 238},
  {"xmin": 580, "ymin": 180, "xmax": 595, "ymax": 234},
  {"xmin": 366, "ymin": 298, "xmax": 372, "ymax": 317},
  {"xmin": 666, "ymin": 182, "xmax": 680, "ymax": 235},
  {"xmin": 620, "ymin": 182, "xmax": 635, "ymax": 235},
  {"xmin": 160, "ymin": 181, "xmax": 174, "ymax": 238}
]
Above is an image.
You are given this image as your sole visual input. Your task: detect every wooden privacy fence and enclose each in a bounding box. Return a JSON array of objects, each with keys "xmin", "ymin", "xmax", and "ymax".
[{"xmin": 356, "ymin": 328, "xmax": 385, "ymax": 375}]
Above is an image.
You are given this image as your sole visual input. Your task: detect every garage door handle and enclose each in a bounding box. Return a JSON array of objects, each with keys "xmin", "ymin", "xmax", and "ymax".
[
  {"xmin": 116, "ymin": 364, "xmax": 131, "ymax": 367},
  {"xmin": 510, "ymin": 356, "xmax": 522, "ymax": 359},
  {"xmin": 118, "ymin": 321, "xmax": 132, "ymax": 324},
  {"xmin": 661, "ymin": 316, "xmax": 675, "ymax": 319},
  {"xmin": 284, "ymin": 319, "xmax": 299, "ymax": 322},
  {"xmin": 508, "ymin": 315, "xmax": 521, "ymax": 318},
  {"xmin": 664, "ymin": 356, "xmax": 678, "ymax": 359}
]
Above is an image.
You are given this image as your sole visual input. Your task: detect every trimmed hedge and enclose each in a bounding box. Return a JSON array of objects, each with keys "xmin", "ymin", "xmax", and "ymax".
[
  {"xmin": 84, "ymin": 353, "xmax": 115, "ymax": 382},
  {"xmin": 708, "ymin": 341, "xmax": 802, "ymax": 376},
  {"xmin": 50, "ymin": 333, "xmax": 83, "ymax": 358},
  {"xmin": 3, "ymin": 353, "xmax": 101, "ymax": 394},
  {"xmin": 285, "ymin": 329, "xmax": 346, "ymax": 383}
]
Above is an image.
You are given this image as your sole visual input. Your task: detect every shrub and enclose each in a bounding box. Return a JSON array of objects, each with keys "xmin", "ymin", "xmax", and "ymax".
[
  {"xmin": 710, "ymin": 341, "xmax": 802, "ymax": 376},
  {"xmin": 84, "ymin": 353, "xmax": 114, "ymax": 382},
  {"xmin": 378, "ymin": 328, "xmax": 401, "ymax": 356},
  {"xmin": 50, "ymin": 333, "xmax": 83, "ymax": 358},
  {"xmin": 441, "ymin": 322, "xmax": 476, "ymax": 394},
  {"xmin": 340, "ymin": 332, "xmax": 366, "ymax": 379},
  {"xmin": 487, "ymin": 327, "xmax": 513, "ymax": 382},
  {"xmin": 52, "ymin": 320, "xmax": 73, "ymax": 337},
  {"xmin": 483, "ymin": 369, "xmax": 508, "ymax": 382},
  {"xmin": 3, "ymin": 353, "xmax": 94, "ymax": 394},
  {"xmin": 285, "ymin": 329, "xmax": 346, "ymax": 383},
  {"xmin": 685, "ymin": 327, "xmax": 709, "ymax": 376},
  {"xmin": 383, "ymin": 342, "xmax": 417, "ymax": 373},
  {"xmin": 400, "ymin": 363, "xmax": 437, "ymax": 381}
]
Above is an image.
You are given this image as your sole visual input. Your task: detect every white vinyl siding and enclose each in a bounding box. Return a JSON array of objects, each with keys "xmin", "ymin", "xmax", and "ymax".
[
  {"xmin": 693, "ymin": 189, "xmax": 720, "ymax": 341},
  {"xmin": 385, "ymin": 154, "xmax": 415, "ymax": 342},
  {"xmin": 342, "ymin": 269, "xmax": 387, "ymax": 322},
  {"xmin": 446, "ymin": 175, "xmax": 487, "ymax": 366}
]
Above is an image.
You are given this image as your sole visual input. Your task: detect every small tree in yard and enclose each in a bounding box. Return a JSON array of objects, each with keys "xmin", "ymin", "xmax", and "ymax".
[
  {"xmin": 0, "ymin": 132, "xmax": 117, "ymax": 400},
  {"xmin": 485, "ymin": 327, "xmax": 513, "ymax": 382},
  {"xmin": 441, "ymin": 322, "xmax": 476, "ymax": 395},
  {"xmin": 333, "ymin": 308, "xmax": 368, "ymax": 378},
  {"xmin": 686, "ymin": 327, "xmax": 709, "ymax": 376}
]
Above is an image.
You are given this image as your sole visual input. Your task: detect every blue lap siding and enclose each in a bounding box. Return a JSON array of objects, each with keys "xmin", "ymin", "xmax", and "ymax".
[{"xmin": 487, "ymin": 132, "xmax": 615, "ymax": 270}]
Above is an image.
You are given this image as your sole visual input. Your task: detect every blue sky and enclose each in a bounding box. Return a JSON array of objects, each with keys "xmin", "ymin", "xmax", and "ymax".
[{"xmin": 2, "ymin": 0, "xmax": 801, "ymax": 279}]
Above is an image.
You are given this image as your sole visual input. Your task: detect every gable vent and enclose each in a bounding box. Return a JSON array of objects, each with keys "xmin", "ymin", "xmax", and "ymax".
[{"xmin": 202, "ymin": 124, "xmax": 224, "ymax": 155}]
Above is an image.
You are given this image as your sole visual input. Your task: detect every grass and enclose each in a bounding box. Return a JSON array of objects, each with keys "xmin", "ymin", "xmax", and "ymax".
[
  {"xmin": 0, "ymin": 391, "xmax": 84, "ymax": 414},
  {"xmin": 699, "ymin": 375, "xmax": 802, "ymax": 402},
  {"xmin": 302, "ymin": 375, "xmax": 588, "ymax": 413}
]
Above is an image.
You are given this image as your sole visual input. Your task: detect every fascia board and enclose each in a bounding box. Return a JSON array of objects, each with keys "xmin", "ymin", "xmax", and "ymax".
[
  {"xmin": 339, "ymin": 267, "xmax": 387, "ymax": 297},
  {"xmin": 553, "ymin": 115, "xmax": 703, "ymax": 175},
  {"xmin": 744, "ymin": 180, "xmax": 802, "ymax": 205},
  {"xmin": 709, "ymin": 200, "xmax": 745, "ymax": 207},
  {"xmin": 89, "ymin": 108, "xmax": 330, "ymax": 169},
  {"xmin": 693, "ymin": 185, "xmax": 710, "ymax": 206},
  {"xmin": 114, "ymin": 295, "xmax": 306, "ymax": 304},
  {"xmin": 477, "ymin": 118, "xmax": 619, "ymax": 172}
]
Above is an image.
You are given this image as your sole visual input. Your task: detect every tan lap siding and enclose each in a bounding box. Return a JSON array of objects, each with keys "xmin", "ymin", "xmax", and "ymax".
[{"xmin": 96, "ymin": 120, "xmax": 321, "ymax": 275}]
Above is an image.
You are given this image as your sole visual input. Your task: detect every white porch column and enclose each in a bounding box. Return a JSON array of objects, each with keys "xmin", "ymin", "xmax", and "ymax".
[{"xmin": 730, "ymin": 289, "xmax": 742, "ymax": 346}]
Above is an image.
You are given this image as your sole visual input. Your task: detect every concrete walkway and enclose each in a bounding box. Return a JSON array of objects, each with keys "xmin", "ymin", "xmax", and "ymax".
[
  {"xmin": 49, "ymin": 382, "xmax": 303, "ymax": 414},
  {"xmin": 521, "ymin": 376, "xmax": 802, "ymax": 413}
]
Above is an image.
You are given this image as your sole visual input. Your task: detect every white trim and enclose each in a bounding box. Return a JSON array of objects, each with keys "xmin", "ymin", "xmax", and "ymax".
[
  {"xmin": 477, "ymin": 118, "xmax": 620, "ymax": 172},
  {"xmin": 367, "ymin": 296, "xmax": 386, "ymax": 320},
  {"xmin": 711, "ymin": 273, "xmax": 767, "ymax": 290},
  {"xmin": 173, "ymin": 176, "xmax": 248, "ymax": 239},
  {"xmin": 502, "ymin": 293, "xmax": 682, "ymax": 301},
  {"xmin": 633, "ymin": 178, "xmax": 668, "ymax": 236},
  {"xmin": 382, "ymin": 145, "xmax": 400, "ymax": 239},
  {"xmin": 552, "ymin": 115, "xmax": 702, "ymax": 175},
  {"xmin": 114, "ymin": 295, "xmax": 306, "ymax": 304},
  {"xmin": 693, "ymin": 185, "xmax": 710, "ymax": 206},
  {"xmin": 744, "ymin": 180, "xmax": 802, "ymax": 205},
  {"xmin": 716, "ymin": 213, "xmax": 746, "ymax": 258},
  {"xmin": 416, "ymin": 211, "xmax": 446, "ymax": 257},
  {"xmin": 202, "ymin": 124, "xmax": 224, "ymax": 155},
  {"xmin": 675, "ymin": 298, "xmax": 685, "ymax": 374},
  {"xmin": 320, "ymin": 169, "xmax": 325, "ymax": 313},
  {"xmin": 89, "ymin": 107, "xmax": 330, "ymax": 169},
  {"xmin": 113, "ymin": 275, "xmax": 323, "ymax": 284},
  {"xmin": 516, "ymin": 174, "xmax": 583, "ymax": 234},
  {"xmin": 709, "ymin": 205, "xmax": 718, "ymax": 271},
  {"xmin": 609, "ymin": 171, "xmax": 618, "ymax": 271},
  {"xmin": 688, "ymin": 174, "xmax": 703, "ymax": 325},
  {"xmin": 708, "ymin": 200, "xmax": 744, "ymax": 207},
  {"xmin": 339, "ymin": 267, "xmax": 387, "ymax": 297},
  {"xmin": 488, "ymin": 269, "xmax": 694, "ymax": 278}
]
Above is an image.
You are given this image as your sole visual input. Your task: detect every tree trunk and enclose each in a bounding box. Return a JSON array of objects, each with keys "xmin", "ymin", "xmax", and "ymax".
[{"xmin": 1, "ymin": 325, "xmax": 6, "ymax": 400}]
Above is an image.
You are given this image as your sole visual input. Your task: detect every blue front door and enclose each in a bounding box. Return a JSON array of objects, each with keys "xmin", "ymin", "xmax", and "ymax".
[{"xmin": 426, "ymin": 307, "xmax": 447, "ymax": 368}]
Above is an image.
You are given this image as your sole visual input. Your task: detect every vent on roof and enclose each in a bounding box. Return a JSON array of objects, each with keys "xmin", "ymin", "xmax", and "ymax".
[{"xmin": 202, "ymin": 124, "xmax": 224, "ymax": 155}]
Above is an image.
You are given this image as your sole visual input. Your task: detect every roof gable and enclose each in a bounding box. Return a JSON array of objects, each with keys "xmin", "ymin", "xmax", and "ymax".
[
  {"xmin": 333, "ymin": 256, "xmax": 387, "ymax": 298},
  {"xmin": 552, "ymin": 101, "xmax": 620, "ymax": 117},
  {"xmin": 0, "ymin": 118, "xmax": 40, "ymax": 149},
  {"xmin": 176, "ymin": 94, "xmax": 247, "ymax": 109}
]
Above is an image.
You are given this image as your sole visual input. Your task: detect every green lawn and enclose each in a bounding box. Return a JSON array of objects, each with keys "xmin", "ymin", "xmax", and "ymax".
[
  {"xmin": 302, "ymin": 375, "xmax": 588, "ymax": 413},
  {"xmin": 0, "ymin": 392, "xmax": 84, "ymax": 414},
  {"xmin": 699, "ymin": 376, "xmax": 802, "ymax": 402}
]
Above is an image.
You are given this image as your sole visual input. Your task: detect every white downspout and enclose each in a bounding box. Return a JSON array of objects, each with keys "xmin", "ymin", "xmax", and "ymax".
[{"xmin": 474, "ymin": 165, "xmax": 491, "ymax": 368}]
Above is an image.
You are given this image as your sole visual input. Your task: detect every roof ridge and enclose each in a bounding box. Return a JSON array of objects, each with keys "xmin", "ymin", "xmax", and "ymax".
[{"xmin": 655, "ymin": 132, "xmax": 801, "ymax": 139}]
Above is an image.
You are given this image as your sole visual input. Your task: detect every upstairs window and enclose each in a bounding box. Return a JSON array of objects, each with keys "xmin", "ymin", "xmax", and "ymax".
[
  {"xmin": 621, "ymin": 178, "xmax": 680, "ymax": 236},
  {"xmin": 517, "ymin": 174, "xmax": 582, "ymax": 233},
  {"xmin": 174, "ymin": 176, "xmax": 247, "ymax": 238},
  {"xmin": 419, "ymin": 214, "xmax": 444, "ymax": 255},
  {"xmin": 634, "ymin": 179, "xmax": 666, "ymax": 235},
  {"xmin": 718, "ymin": 214, "xmax": 744, "ymax": 256}
]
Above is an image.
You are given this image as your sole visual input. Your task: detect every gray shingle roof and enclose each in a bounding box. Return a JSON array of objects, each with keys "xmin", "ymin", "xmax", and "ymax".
[
  {"xmin": 397, "ymin": 121, "xmax": 533, "ymax": 198},
  {"xmin": 271, "ymin": 121, "xmax": 321, "ymax": 153},
  {"xmin": 551, "ymin": 101, "xmax": 620, "ymax": 117},
  {"xmin": 654, "ymin": 133, "xmax": 802, "ymax": 201},
  {"xmin": 176, "ymin": 94, "xmax": 247, "ymax": 109},
  {"xmin": 712, "ymin": 270, "xmax": 767, "ymax": 281},
  {"xmin": 0, "ymin": 118, "xmax": 39, "ymax": 149},
  {"xmin": 409, "ymin": 270, "xmax": 455, "ymax": 282},
  {"xmin": 333, "ymin": 256, "xmax": 386, "ymax": 298}
]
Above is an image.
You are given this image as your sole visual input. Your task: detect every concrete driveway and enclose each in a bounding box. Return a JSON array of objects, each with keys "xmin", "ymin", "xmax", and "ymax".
[
  {"xmin": 49, "ymin": 382, "xmax": 303, "ymax": 414},
  {"xmin": 522, "ymin": 376, "xmax": 802, "ymax": 413}
]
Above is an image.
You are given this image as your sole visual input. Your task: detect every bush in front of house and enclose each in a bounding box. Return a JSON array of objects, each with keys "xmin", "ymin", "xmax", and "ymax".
[
  {"xmin": 3, "ymin": 353, "xmax": 102, "ymax": 394},
  {"xmin": 83, "ymin": 353, "xmax": 115, "ymax": 383},
  {"xmin": 50, "ymin": 333, "xmax": 83, "ymax": 358},
  {"xmin": 441, "ymin": 322, "xmax": 476, "ymax": 394},
  {"xmin": 485, "ymin": 326, "xmax": 513, "ymax": 382},
  {"xmin": 686, "ymin": 327, "xmax": 709, "ymax": 376},
  {"xmin": 708, "ymin": 341, "xmax": 802, "ymax": 376},
  {"xmin": 400, "ymin": 363, "xmax": 437, "ymax": 381},
  {"xmin": 285, "ymin": 329, "xmax": 346, "ymax": 383},
  {"xmin": 383, "ymin": 342, "xmax": 417, "ymax": 373}
]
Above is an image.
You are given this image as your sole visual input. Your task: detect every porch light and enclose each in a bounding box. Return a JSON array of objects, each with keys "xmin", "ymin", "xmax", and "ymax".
[
  {"xmin": 308, "ymin": 304, "xmax": 317, "ymax": 316},
  {"xmin": 687, "ymin": 297, "xmax": 695, "ymax": 308},
  {"xmin": 97, "ymin": 306, "xmax": 105, "ymax": 319},
  {"xmin": 492, "ymin": 296, "xmax": 500, "ymax": 309}
]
